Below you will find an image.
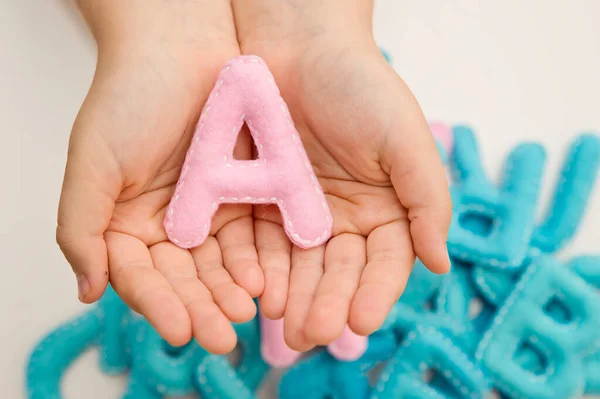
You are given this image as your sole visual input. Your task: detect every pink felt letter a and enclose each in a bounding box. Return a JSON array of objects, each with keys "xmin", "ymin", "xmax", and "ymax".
[{"xmin": 164, "ymin": 56, "xmax": 332, "ymax": 249}]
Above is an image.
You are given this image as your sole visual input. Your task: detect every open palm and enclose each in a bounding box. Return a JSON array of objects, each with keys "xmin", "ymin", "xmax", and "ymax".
[
  {"xmin": 57, "ymin": 40, "xmax": 266, "ymax": 353},
  {"xmin": 59, "ymin": 0, "xmax": 452, "ymax": 355},
  {"xmin": 250, "ymin": 39, "xmax": 452, "ymax": 350}
]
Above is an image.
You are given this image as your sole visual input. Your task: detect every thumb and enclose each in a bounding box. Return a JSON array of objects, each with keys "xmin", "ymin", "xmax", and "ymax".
[
  {"xmin": 382, "ymin": 100, "xmax": 452, "ymax": 274},
  {"xmin": 57, "ymin": 94, "xmax": 121, "ymax": 303}
]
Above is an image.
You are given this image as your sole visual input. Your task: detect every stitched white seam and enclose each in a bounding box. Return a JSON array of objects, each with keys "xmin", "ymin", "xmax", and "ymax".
[
  {"xmin": 373, "ymin": 326, "xmax": 486, "ymax": 398},
  {"xmin": 475, "ymin": 262, "xmax": 539, "ymax": 361},
  {"xmin": 474, "ymin": 268, "xmax": 499, "ymax": 302}
]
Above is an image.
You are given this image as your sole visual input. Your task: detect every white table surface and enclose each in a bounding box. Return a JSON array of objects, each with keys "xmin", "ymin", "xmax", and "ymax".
[{"xmin": 1, "ymin": 1, "xmax": 599, "ymax": 398}]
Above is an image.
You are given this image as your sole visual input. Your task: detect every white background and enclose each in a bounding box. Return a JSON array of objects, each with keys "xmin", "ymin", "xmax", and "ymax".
[{"xmin": 1, "ymin": 0, "xmax": 599, "ymax": 398}]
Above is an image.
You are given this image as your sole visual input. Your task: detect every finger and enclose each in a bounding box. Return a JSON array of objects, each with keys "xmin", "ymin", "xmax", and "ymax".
[
  {"xmin": 349, "ymin": 221, "xmax": 414, "ymax": 335},
  {"xmin": 150, "ymin": 241, "xmax": 237, "ymax": 354},
  {"xmin": 57, "ymin": 123, "xmax": 121, "ymax": 303},
  {"xmin": 304, "ymin": 234, "xmax": 366, "ymax": 345},
  {"xmin": 284, "ymin": 245, "xmax": 325, "ymax": 352},
  {"xmin": 255, "ymin": 218, "xmax": 292, "ymax": 319},
  {"xmin": 105, "ymin": 232, "xmax": 191, "ymax": 346},
  {"xmin": 216, "ymin": 214, "xmax": 264, "ymax": 297},
  {"xmin": 191, "ymin": 236, "xmax": 256, "ymax": 323},
  {"xmin": 383, "ymin": 108, "xmax": 452, "ymax": 274}
]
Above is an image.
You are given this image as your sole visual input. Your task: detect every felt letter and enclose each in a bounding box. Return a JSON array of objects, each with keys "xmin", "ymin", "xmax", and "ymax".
[
  {"xmin": 259, "ymin": 314, "xmax": 367, "ymax": 367},
  {"xmin": 372, "ymin": 326, "xmax": 489, "ymax": 399},
  {"xmin": 532, "ymin": 134, "xmax": 600, "ymax": 253},
  {"xmin": 279, "ymin": 332, "xmax": 395, "ymax": 399},
  {"xmin": 449, "ymin": 127, "xmax": 546, "ymax": 269},
  {"xmin": 475, "ymin": 256, "xmax": 600, "ymax": 399},
  {"xmin": 164, "ymin": 56, "xmax": 332, "ymax": 249}
]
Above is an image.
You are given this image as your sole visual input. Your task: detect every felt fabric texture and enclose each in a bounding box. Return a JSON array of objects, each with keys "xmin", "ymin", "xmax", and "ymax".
[
  {"xmin": 122, "ymin": 373, "xmax": 162, "ymax": 399},
  {"xmin": 231, "ymin": 319, "xmax": 271, "ymax": 392},
  {"xmin": 395, "ymin": 258, "xmax": 445, "ymax": 308},
  {"xmin": 126, "ymin": 314, "xmax": 269, "ymax": 398},
  {"xmin": 28, "ymin": 123, "xmax": 600, "ymax": 399},
  {"xmin": 475, "ymin": 256, "xmax": 600, "ymax": 399},
  {"xmin": 27, "ymin": 287, "xmax": 270, "ymax": 399},
  {"xmin": 570, "ymin": 255, "xmax": 600, "ymax": 288},
  {"xmin": 412, "ymin": 129, "xmax": 600, "ymax": 399},
  {"xmin": 194, "ymin": 318, "xmax": 269, "ymax": 399},
  {"xmin": 472, "ymin": 261, "xmax": 522, "ymax": 307},
  {"xmin": 585, "ymin": 350, "xmax": 600, "ymax": 394},
  {"xmin": 461, "ymin": 259, "xmax": 600, "ymax": 397},
  {"xmin": 164, "ymin": 55, "xmax": 332, "ymax": 249},
  {"xmin": 471, "ymin": 133, "xmax": 600, "ymax": 306},
  {"xmin": 436, "ymin": 260, "xmax": 494, "ymax": 352},
  {"xmin": 278, "ymin": 331, "xmax": 397, "ymax": 399},
  {"xmin": 259, "ymin": 313, "xmax": 368, "ymax": 367},
  {"xmin": 384, "ymin": 260, "xmax": 465, "ymax": 338},
  {"xmin": 375, "ymin": 264, "xmax": 491, "ymax": 399},
  {"xmin": 371, "ymin": 326, "xmax": 489, "ymax": 399},
  {"xmin": 126, "ymin": 314, "xmax": 205, "ymax": 397},
  {"xmin": 327, "ymin": 325, "xmax": 369, "ymax": 362},
  {"xmin": 26, "ymin": 308, "xmax": 103, "ymax": 399},
  {"xmin": 468, "ymin": 257, "xmax": 600, "ymax": 397},
  {"xmin": 531, "ymin": 134, "xmax": 600, "ymax": 253},
  {"xmin": 99, "ymin": 286, "xmax": 131, "ymax": 374},
  {"xmin": 259, "ymin": 314, "xmax": 299, "ymax": 368},
  {"xmin": 570, "ymin": 256, "xmax": 600, "ymax": 395},
  {"xmin": 194, "ymin": 355, "xmax": 257, "ymax": 399},
  {"xmin": 27, "ymin": 286, "xmax": 132, "ymax": 398},
  {"xmin": 448, "ymin": 126, "xmax": 546, "ymax": 269},
  {"xmin": 388, "ymin": 258, "xmax": 493, "ymax": 355}
]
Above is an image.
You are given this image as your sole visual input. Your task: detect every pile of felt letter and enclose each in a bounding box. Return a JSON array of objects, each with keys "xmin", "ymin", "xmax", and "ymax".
[{"xmin": 27, "ymin": 125, "xmax": 600, "ymax": 399}]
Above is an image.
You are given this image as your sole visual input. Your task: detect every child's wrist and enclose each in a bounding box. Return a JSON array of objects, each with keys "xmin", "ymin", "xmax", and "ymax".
[
  {"xmin": 81, "ymin": 0, "xmax": 240, "ymax": 65},
  {"xmin": 235, "ymin": 0, "xmax": 374, "ymax": 56}
]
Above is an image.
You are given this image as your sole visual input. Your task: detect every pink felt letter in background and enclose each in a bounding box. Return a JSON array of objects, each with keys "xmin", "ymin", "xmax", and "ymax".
[
  {"xmin": 164, "ymin": 56, "xmax": 332, "ymax": 249},
  {"xmin": 260, "ymin": 314, "xmax": 367, "ymax": 367},
  {"xmin": 429, "ymin": 121, "xmax": 453, "ymax": 155},
  {"xmin": 327, "ymin": 326, "xmax": 368, "ymax": 361}
]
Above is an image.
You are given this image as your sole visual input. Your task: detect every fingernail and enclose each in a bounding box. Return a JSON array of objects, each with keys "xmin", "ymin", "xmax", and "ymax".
[{"xmin": 77, "ymin": 274, "xmax": 90, "ymax": 301}]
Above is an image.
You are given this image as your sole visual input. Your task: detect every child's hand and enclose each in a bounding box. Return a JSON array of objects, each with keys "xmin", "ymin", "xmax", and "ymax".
[
  {"xmin": 234, "ymin": 0, "xmax": 452, "ymax": 351},
  {"xmin": 57, "ymin": 0, "xmax": 262, "ymax": 353}
]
